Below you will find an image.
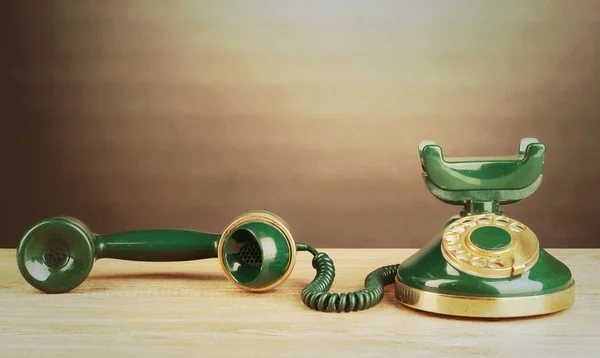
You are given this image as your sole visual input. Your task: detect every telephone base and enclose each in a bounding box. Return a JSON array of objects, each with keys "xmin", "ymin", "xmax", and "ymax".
[
  {"xmin": 394, "ymin": 224, "xmax": 575, "ymax": 318},
  {"xmin": 395, "ymin": 278, "xmax": 575, "ymax": 319}
]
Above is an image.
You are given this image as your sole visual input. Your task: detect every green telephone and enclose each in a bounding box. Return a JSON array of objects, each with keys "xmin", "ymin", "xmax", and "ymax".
[
  {"xmin": 16, "ymin": 138, "xmax": 575, "ymax": 318},
  {"xmin": 395, "ymin": 138, "xmax": 574, "ymax": 318}
]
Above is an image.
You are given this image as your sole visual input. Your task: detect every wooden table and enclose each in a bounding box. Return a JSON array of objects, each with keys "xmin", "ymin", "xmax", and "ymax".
[{"xmin": 0, "ymin": 249, "xmax": 598, "ymax": 357}]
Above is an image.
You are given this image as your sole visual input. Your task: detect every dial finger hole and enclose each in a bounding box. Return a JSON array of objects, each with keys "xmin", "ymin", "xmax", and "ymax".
[
  {"xmin": 488, "ymin": 260, "xmax": 505, "ymax": 269},
  {"xmin": 455, "ymin": 251, "xmax": 472, "ymax": 262},
  {"xmin": 509, "ymin": 223, "xmax": 525, "ymax": 233},
  {"xmin": 444, "ymin": 233, "xmax": 460, "ymax": 244},
  {"xmin": 495, "ymin": 217, "xmax": 510, "ymax": 227},
  {"xmin": 446, "ymin": 244, "xmax": 460, "ymax": 252},
  {"xmin": 451, "ymin": 225, "xmax": 465, "ymax": 234},
  {"xmin": 477, "ymin": 216, "xmax": 492, "ymax": 225},
  {"xmin": 471, "ymin": 257, "xmax": 487, "ymax": 268},
  {"xmin": 462, "ymin": 219, "xmax": 476, "ymax": 227}
]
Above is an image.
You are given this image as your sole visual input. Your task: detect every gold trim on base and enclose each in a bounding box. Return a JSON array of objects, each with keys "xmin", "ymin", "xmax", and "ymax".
[{"xmin": 395, "ymin": 277, "xmax": 575, "ymax": 318}]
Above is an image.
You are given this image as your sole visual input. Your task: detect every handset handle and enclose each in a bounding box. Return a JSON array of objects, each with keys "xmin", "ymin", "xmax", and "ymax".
[
  {"xmin": 16, "ymin": 217, "xmax": 221, "ymax": 293},
  {"xmin": 96, "ymin": 229, "xmax": 221, "ymax": 261}
]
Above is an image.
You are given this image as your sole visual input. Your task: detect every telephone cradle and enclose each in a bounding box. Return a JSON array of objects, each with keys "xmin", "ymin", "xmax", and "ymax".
[{"xmin": 16, "ymin": 138, "xmax": 574, "ymax": 319}]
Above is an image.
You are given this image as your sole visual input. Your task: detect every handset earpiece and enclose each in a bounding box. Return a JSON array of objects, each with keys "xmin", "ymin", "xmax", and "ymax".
[
  {"xmin": 16, "ymin": 210, "xmax": 296, "ymax": 294},
  {"xmin": 17, "ymin": 216, "xmax": 96, "ymax": 294}
]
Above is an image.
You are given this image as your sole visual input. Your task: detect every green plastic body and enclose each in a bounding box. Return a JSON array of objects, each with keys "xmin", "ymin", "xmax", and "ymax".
[
  {"xmin": 398, "ymin": 138, "xmax": 574, "ymax": 299},
  {"xmin": 396, "ymin": 216, "xmax": 573, "ymax": 298}
]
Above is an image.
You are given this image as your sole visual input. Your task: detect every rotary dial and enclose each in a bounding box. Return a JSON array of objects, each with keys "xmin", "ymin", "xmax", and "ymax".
[{"xmin": 441, "ymin": 214, "xmax": 539, "ymax": 279}]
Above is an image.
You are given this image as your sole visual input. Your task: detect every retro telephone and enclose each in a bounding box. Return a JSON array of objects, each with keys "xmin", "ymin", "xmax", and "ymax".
[{"xmin": 16, "ymin": 138, "xmax": 574, "ymax": 318}]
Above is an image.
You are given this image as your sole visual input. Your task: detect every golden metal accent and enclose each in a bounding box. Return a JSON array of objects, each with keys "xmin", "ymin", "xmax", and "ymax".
[
  {"xmin": 395, "ymin": 278, "xmax": 575, "ymax": 318},
  {"xmin": 441, "ymin": 214, "xmax": 539, "ymax": 279},
  {"xmin": 218, "ymin": 210, "xmax": 297, "ymax": 292}
]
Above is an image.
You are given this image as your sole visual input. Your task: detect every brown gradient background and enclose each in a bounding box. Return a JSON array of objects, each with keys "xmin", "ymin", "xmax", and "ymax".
[{"xmin": 1, "ymin": 1, "xmax": 599, "ymax": 248}]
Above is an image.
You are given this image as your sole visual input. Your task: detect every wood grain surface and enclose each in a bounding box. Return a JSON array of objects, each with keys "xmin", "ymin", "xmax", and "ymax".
[{"xmin": 0, "ymin": 248, "xmax": 598, "ymax": 357}]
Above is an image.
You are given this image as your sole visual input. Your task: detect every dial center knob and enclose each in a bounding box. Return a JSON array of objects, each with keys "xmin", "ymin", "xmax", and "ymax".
[{"xmin": 470, "ymin": 226, "xmax": 512, "ymax": 251}]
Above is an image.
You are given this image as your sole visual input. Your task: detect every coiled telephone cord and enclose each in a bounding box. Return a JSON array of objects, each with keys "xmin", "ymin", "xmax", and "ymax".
[{"xmin": 296, "ymin": 243, "xmax": 399, "ymax": 312}]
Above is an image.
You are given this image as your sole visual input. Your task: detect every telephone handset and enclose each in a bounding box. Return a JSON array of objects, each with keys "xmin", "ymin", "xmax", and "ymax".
[
  {"xmin": 17, "ymin": 210, "xmax": 394, "ymax": 312},
  {"xmin": 15, "ymin": 138, "xmax": 575, "ymax": 318},
  {"xmin": 17, "ymin": 211, "xmax": 299, "ymax": 294}
]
